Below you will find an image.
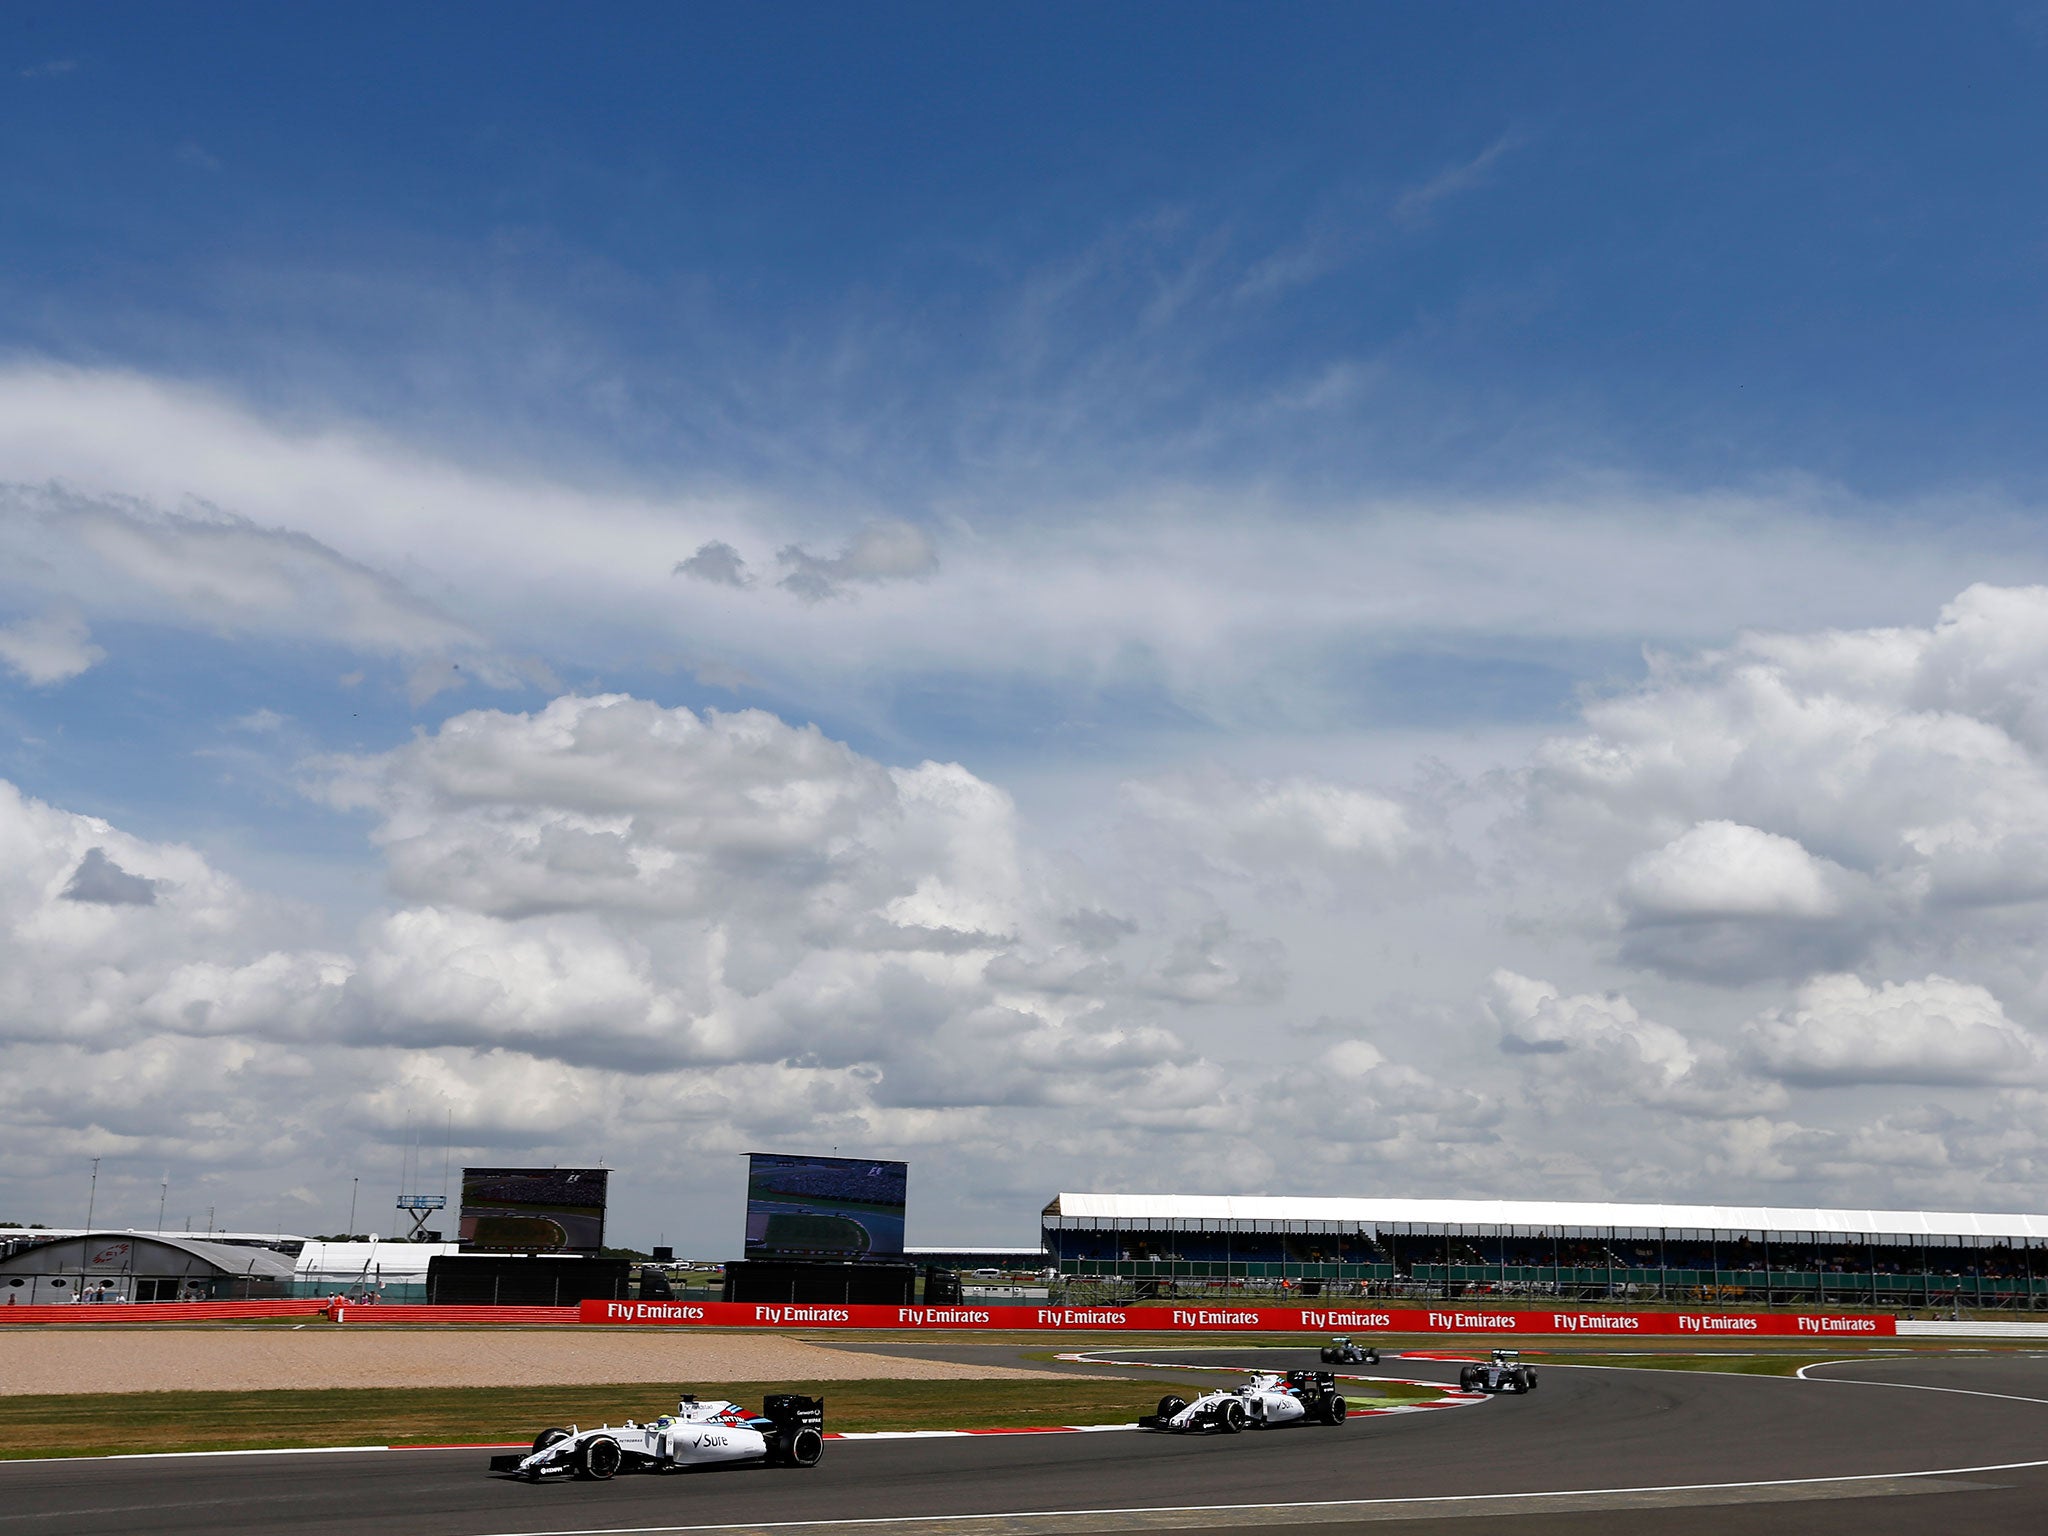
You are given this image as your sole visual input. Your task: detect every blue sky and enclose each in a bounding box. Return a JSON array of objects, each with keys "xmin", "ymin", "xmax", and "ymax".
[
  {"xmin": 8, "ymin": 6, "xmax": 2048, "ymax": 1243},
  {"xmin": 10, "ymin": 3, "xmax": 2048, "ymax": 499}
]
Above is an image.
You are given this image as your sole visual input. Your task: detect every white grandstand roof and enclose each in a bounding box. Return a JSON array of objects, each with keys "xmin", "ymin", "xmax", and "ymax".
[
  {"xmin": 1045, "ymin": 1193, "xmax": 2048, "ymax": 1240},
  {"xmin": 294, "ymin": 1240, "xmax": 458, "ymax": 1278}
]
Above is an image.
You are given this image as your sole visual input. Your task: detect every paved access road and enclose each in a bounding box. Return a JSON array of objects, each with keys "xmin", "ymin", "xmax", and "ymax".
[{"xmin": 3, "ymin": 1345, "xmax": 2045, "ymax": 1536}]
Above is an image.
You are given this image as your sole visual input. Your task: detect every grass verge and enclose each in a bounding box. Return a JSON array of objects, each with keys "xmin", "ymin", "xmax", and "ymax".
[{"xmin": 0, "ymin": 1374, "xmax": 1440, "ymax": 1461}]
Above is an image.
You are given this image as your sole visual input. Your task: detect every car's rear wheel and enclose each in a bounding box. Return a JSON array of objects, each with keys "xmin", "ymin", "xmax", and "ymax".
[
  {"xmin": 785, "ymin": 1427, "xmax": 824, "ymax": 1467},
  {"xmin": 1323, "ymin": 1395, "xmax": 1348, "ymax": 1424},
  {"xmin": 1218, "ymin": 1399, "xmax": 1247, "ymax": 1434},
  {"xmin": 576, "ymin": 1435, "xmax": 622, "ymax": 1480}
]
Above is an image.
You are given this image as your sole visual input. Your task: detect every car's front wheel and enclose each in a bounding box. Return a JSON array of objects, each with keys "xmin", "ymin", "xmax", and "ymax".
[
  {"xmin": 1156, "ymin": 1394, "xmax": 1188, "ymax": 1422},
  {"xmin": 1218, "ymin": 1399, "xmax": 1247, "ymax": 1434},
  {"xmin": 575, "ymin": 1435, "xmax": 622, "ymax": 1481},
  {"xmin": 1319, "ymin": 1348, "xmax": 1336, "ymax": 1363}
]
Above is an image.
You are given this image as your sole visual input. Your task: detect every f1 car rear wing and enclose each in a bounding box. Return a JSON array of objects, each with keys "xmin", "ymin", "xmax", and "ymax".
[{"xmin": 762, "ymin": 1393, "xmax": 825, "ymax": 1432}]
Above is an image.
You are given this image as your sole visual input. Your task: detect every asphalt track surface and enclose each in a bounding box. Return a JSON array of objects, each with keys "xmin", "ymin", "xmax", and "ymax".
[{"xmin": 5, "ymin": 1344, "xmax": 2048, "ymax": 1536}]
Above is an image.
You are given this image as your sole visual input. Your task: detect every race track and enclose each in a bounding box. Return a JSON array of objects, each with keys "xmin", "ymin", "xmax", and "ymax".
[{"xmin": 4, "ymin": 1345, "xmax": 2046, "ymax": 1536}]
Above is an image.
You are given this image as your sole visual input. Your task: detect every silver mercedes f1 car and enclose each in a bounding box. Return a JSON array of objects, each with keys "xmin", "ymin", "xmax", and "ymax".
[
  {"xmin": 1457, "ymin": 1349, "xmax": 1538, "ymax": 1394},
  {"xmin": 488, "ymin": 1392, "xmax": 825, "ymax": 1480}
]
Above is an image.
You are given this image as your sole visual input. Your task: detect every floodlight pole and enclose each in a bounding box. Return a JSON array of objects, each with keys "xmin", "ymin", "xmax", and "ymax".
[
  {"xmin": 84, "ymin": 1157, "xmax": 100, "ymax": 1233},
  {"xmin": 347, "ymin": 1177, "xmax": 359, "ymax": 1238}
]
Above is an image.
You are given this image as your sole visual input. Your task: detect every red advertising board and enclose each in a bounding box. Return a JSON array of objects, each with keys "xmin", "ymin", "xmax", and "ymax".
[{"xmin": 577, "ymin": 1299, "xmax": 1894, "ymax": 1336}]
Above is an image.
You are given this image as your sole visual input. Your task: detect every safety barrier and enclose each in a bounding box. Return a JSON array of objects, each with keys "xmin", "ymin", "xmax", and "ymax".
[
  {"xmin": 327, "ymin": 1304, "xmax": 580, "ymax": 1324},
  {"xmin": 578, "ymin": 1300, "xmax": 1897, "ymax": 1335},
  {"xmin": 0, "ymin": 1296, "xmax": 1904, "ymax": 1335},
  {"xmin": 0, "ymin": 1298, "xmax": 328, "ymax": 1325}
]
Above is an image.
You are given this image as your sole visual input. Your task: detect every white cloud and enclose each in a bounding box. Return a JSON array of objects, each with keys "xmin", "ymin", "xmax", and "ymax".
[
  {"xmin": 1746, "ymin": 974, "xmax": 2048, "ymax": 1088},
  {"xmin": 3, "ymin": 366, "xmax": 2045, "ymax": 741},
  {"xmin": 0, "ymin": 483, "xmax": 530, "ymax": 702},
  {"xmin": 1486, "ymin": 970, "xmax": 1783, "ymax": 1117},
  {"xmin": 776, "ymin": 519, "xmax": 938, "ymax": 602},
  {"xmin": 1119, "ymin": 770, "xmax": 1452, "ymax": 902},
  {"xmin": 0, "ymin": 609, "xmax": 104, "ymax": 685},
  {"xmin": 1624, "ymin": 821, "xmax": 1843, "ymax": 920}
]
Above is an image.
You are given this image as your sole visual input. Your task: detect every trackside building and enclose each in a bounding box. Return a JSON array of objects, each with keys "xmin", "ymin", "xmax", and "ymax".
[{"xmin": 1042, "ymin": 1193, "xmax": 2048, "ymax": 1309}]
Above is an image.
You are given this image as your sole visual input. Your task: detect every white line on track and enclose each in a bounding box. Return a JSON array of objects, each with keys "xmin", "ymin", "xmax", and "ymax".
[
  {"xmin": 0, "ymin": 1445, "xmax": 393, "ymax": 1467},
  {"xmin": 457, "ymin": 1456, "xmax": 2048, "ymax": 1536},
  {"xmin": 1793, "ymin": 1359, "xmax": 2048, "ymax": 1406}
]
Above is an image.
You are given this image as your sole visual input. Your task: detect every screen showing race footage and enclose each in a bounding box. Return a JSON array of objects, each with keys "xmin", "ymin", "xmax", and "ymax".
[
  {"xmin": 458, "ymin": 1166, "xmax": 609, "ymax": 1252},
  {"xmin": 744, "ymin": 1153, "xmax": 907, "ymax": 1259}
]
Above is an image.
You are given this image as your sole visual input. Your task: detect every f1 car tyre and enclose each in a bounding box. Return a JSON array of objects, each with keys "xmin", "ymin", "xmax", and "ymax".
[
  {"xmin": 785, "ymin": 1427, "xmax": 824, "ymax": 1467},
  {"xmin": 1458, "ymin": 1366, "xmax": 1480, "ymax": 1391},
  {"xmin": 1319, "ymin": 1348, "xmax": 1336, "ymax": 1363},
  {"xmin": 1322, "ymin": 1394, "xmax": 1348, "ymax": 1424},
  {"xmin": 1364, "ymin": 1348, "xmax": 1380, "ymax": 1365},
  {"xmin": 1218, "ymin": 1399, "xmax": 1247, "ymax": 1434},
  {"xmin": 532, "ymin": 1427, "xmax": 571, "ymax": 1455},
  {"xmin": 1156, "ymin": 1394, "xmax": 1188, "ymax": 1421},
  {"xmin": 575, "ymin": 1435, "xmax": 623, "ymax": 1481}
]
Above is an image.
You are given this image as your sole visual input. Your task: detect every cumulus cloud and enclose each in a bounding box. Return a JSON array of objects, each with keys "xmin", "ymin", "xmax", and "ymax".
[
  {"xmin": 62, "ymin": 849, "xmax": 162, "ymax": 907},
  {"xmin": 1515, "ymin": 584, "xmax": 2048, "ymax": 986},
  {"xmin": 1119, "ymin": 770, "xmax": 1452, "ymax": 902},
  {"xmin": 1746, "ymin": 973, "xmax": 2048, "ymax": 1088},
  {"xmin": 1486, "ymin": 970, "xmax": 1782, "ymax": 1117},
  {"xmin": 0, "ymin": 609, "xmax": 104, "ymax": 685}
]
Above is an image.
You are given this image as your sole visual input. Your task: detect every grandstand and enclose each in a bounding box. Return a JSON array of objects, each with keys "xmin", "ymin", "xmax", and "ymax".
[{"xmin": 1041, "ymin": 1193, "xmax": 2048, "ymax": 1310}]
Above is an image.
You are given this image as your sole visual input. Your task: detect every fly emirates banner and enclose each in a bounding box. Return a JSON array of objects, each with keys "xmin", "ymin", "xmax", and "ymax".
[{"xmin": 578, "ymin": 1300, "xmax": 1894, "ymax": 1335}]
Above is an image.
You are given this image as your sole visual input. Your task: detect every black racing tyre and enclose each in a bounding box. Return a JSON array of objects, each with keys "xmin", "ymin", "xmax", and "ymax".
[
  {"xmin": 1457, "ymin": 1366, "xmax": 1479, "ymax": 1391},
  {"xmin": 785, "ymin": 1427, "xmax": 824, "ymax": 1467},
  {"xmin": 532, "ymin": 1427, "xmax": 571, "ymax": 1455},
  {"xmin": 1156, "ymin": 1394, "xmax": 1189, "ymax": 1421},
  {"xmin": 1510, "ymin": 1368, "xmax": 1530, "ymax": 1393},
  {"xmin": 1323, "ymin": 1394, "xmax": 1348, "ymax": 1425},
  {"xmin": 1319, "ymin": 1347, "xmax": 1335, "ymax": 1363},
  {"xmin": 1365, "ymin": 1348, "xmax": 1380, "ymax": 1365},
  {"xmin": 1218, "ymin": 1399, "xmax": 1247, "ymax": 1434},
  {"xmin": 1524, "ymin": 1368, "xmax": 1538, "ymax": 1391},
  {"xmin": 576, "ymin": 1435, "xmax": 622, "ymax": 1481}
]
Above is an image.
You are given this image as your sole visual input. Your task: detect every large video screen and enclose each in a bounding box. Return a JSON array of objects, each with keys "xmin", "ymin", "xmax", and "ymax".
[
  {"xmin": 745, "ymin": 1153, "xmax": 906, "ymax": 1259},
  {"xmin": 459, "ymin": 1167, "xmax": 608, "ymax": 1252}
]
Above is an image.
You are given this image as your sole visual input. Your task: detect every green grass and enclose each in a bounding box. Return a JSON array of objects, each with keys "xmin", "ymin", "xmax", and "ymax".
[{"xmin": 0, "ymin": 1370, "xmax": 1449, "ymax": 1461}]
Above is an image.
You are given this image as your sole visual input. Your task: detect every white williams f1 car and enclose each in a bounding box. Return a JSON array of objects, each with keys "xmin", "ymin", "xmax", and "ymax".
[
  {"xmin": 1139, "ymin": 1370, "xmax": 1349, "ymax": 1434},
  {"xmin": 1319, "ymin": 1335, "xmax": 1380, "ymax": 1365},
  {"xmin": 1457, "ymin": 1350, "xmax": 1538, "ymax": 1394},
  {"xmin": 488, "ymin": 1393, "xmax": 825, "ymax": 1480}
]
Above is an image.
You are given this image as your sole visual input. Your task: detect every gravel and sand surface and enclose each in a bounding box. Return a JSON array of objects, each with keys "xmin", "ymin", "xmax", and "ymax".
[{"xmin": 0, "ymin": 1330, "xmax": 1069, "ymax": 1395}]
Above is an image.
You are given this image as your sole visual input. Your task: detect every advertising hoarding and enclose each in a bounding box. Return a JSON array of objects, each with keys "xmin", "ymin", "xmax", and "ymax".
[
  {"xmin": 744, "ymin": 1153, "xmax": 906, "ymax": 1259},
  {"xmin": 581, "ymin": 1299, "xmax": 1898, "ymax": 1335},
  {"xmin": 458, "ymin": 1166, "xmax": 608, "ymax": 1252}
]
